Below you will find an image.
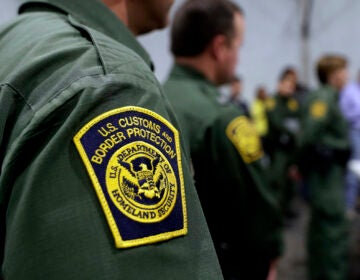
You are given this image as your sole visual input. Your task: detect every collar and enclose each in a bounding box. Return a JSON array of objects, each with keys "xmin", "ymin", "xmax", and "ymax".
[
  {"xmin": 169, "ymin": 63, "xmax": 219, "ymax": 98},
  {"xmin": 320, "ymin": 84, "xmax": 339, "ymax": 101},
  {"xmin": 276, "ymin": 94, "xmax": 291, "ymax": 102},
  {"xmin": 19, "ymin": 0, "xmax": 153, "ymax": 69},
  {"xmin": 170, "ymin": 63, "xmax": 216, "ymax": 85}
]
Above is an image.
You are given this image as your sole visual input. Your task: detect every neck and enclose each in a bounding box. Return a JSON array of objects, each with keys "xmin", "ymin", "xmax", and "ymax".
[
  {"xmin": 102, "ymin": 0, "xmax": 129, "ymax": 31},
  {"xmin": 175, "ymin": 55, "xmax": 218, "ymax": 85},
  {"xmin": 327, "ymin": 81, "xmax": 341, "ymax": 92},
  {"xmin": 126, "ymin": 1, "xmax": 150, "ymax": 35}
]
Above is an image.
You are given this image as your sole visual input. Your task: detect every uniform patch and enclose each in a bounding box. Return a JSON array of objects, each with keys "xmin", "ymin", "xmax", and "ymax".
[
  {"xmin": 73, "ymin": 106, "xmax": 187, "ymax": 248},
  {"xmin": 266, "ymin": 98, "xmax": 276, "ymax": 111},
  {"xmin": 226, "ymin": 116, "xmax": 264, "ymax": 163},
  {"xmin": 287, "ymin": 99, "xmax": 299, "ymax": 111},
  {"xmin": 310, "ymin": 101, "xmax": 327, "ymax": 118}
]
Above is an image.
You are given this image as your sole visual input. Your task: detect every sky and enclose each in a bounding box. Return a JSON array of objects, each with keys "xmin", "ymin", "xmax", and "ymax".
[{"xmin": 2, "ymin": 0, "xmax": 360, "ymax": 102}]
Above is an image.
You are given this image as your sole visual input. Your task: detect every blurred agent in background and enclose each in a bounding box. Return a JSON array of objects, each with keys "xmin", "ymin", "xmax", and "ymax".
[
  {"xmin": 297, "ymin": 54, "xmax": 350, "ymax": 280},
  {"xmin": 163, "ymin": 0, "xmax": 283, "ymax": 279},
  {"xmin": 265, "ymin": 70, "xmax": 301, "ymax": 224},
  {"xmin": 281, "ymin": 66, "xmax": 311, "ymax": 105}
]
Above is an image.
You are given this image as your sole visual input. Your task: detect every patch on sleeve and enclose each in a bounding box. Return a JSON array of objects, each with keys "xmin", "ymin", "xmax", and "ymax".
[
  {"xmin": 73, "ymin": 106, "xmax": 187, "ymax": 248},
  {"xmin": 226, "ymin": 116, "xmax": 264, "ymax": 163},
  {"xmin": 287, "ymin": 98, "xmax": 299, "ymax": 111},
  {"xmin": 310, "ymin": 101, "xmax": 327, "ymax": 119}
]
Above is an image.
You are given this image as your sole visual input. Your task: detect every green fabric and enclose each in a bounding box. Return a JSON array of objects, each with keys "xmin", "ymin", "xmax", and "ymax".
[
  {"xmin": 0, "ymin": 1, "xmax": 223, "ymax": 279},
  {"xmin": 163, "ymin": 64, "xmax": 283, "ymax": 278},
  {"xmin": 266, "ymin": 95, "xmax": 300, "ymax": 214},
  {"xmin": 20, "ymin": 0, "xmax": 153, "ymax": 68},
  {"xmin": 299, "ymin": 85, "xmax": 349, "ymax": 150},
  {"xmin": 307, "ymin": 165, "xmax": 349, "ymax": 280},
  {"xmin": 298, "ymin": 85, "xmax": 349, "ymax": 280}
]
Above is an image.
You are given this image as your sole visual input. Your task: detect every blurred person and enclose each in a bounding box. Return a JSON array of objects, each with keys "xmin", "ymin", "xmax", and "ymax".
[
  {"xmin": 0, "ymin": 0, "xmax": 224, "ymax": 279},
  {"xmin": 281, "ymin": 66, "xmax": 312, "ymax": 202},
  {"xmin": 281, "ymin": 66, "xmax": 311, "ymax": 105},
  {"xmin": 251, "ymin": 86, "xmax": 271, "ymax": 161},
  {"xmin": 297, "ymin": 54, "xmax": 350, "ymax": 280},
  {"xmin": 163, "ymin": 0, "xmax": 283, "ymax": 279},
  {"xmin": 265, "ymin": 71, "xmax": 301, "ymax": 223},
  {"xmin": 339, "ymin": 69, "xmax": 360, "ymax": 219},
  {"xmin": 251, "ymin": 86, "xmax": 269, "ymax": 137},
  {"xmin": 228, "ymin": 75, "xmax": 250, "ymax": 117}
]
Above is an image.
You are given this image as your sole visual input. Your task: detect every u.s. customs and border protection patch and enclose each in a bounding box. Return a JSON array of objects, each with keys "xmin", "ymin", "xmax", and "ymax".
[
  {"xmin": 73, "ymin": 106, "xmax": 187, "ymax": 248},
  {"xmin": 310, "ymin": 101, "xmax": 327, "ymax": 119},
  {"xmin": 226, "ymin": 116, "xmax": 264, "ymax": 163}
]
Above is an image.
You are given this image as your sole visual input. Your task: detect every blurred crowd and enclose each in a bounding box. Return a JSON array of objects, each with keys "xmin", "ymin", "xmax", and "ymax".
[{"xmin": 221, "ymin": 60, "xmax": 360, "ymax": 279}]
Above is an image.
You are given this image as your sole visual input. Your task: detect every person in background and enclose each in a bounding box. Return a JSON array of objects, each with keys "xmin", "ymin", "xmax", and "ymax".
[
  {"xmin": 265, "ymin": 70, "xmax": 301, "ymax": 223},
  {"xmin": 297, "ymin": 54, "xmax": 350, "ymax": 280},
  {"xmin": 0, "ymin": 0, "xmax": 223, "ymax": 279},
  {"xmin": 339, "ymin": 69, "xmax": 360, "ymax": 219},
  {"xmin": 251, "ymin": 86, "xmax": 269, "ymax": 136},
  {"xmin": 228, "ymin": 75, "xmax": 251, "ymax": 117},
  {"xmin": 281, "ymin": 66, "xmax": 310, "ymax": 105},
  {"xmin": 251, "ymin": 86, "xmax": 269, "ymax": 151},
  {"xmin": 163, "ymin": 0, "xmax": 283, "ymax": 279}
]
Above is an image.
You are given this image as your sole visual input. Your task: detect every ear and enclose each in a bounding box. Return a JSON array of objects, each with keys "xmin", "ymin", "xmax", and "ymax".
[{"xmin": 208, "ymin": 34, "xmax": 228, "ymax": 61}]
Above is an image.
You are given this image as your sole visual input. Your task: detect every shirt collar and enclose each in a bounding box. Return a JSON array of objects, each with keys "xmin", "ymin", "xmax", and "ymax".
[
  {"xmin": 169, "ymin": 63, "xmax": 219, "ymax": 98},
  {"xmin": 19, "ymin": 0, "xmax": 153, "ymax": 69},
  {"xmin": 170, "ymin": 63, "xmax": 216, "ymax": 85}
]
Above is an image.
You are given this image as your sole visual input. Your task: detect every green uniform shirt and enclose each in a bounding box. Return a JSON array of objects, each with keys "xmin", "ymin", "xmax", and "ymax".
[
  {"xmin": 266, "ymin": 95, "xmax": 300, "ymax": 154},
  {"xmin": 297, "ymin": 86, "xmax": 350, "ymax": 280},
  {"xmin": 299, "ymin": 85, "xmax": 349, "ymax": 150},
  {"xmin": 0, "ymin": 1, "xmax": 223, "ymax": 279},
  {"xmin": 265, "ymin": 94, "xmax": 301, "ymax": 212},
  {"xmin": 163, "ymin": 64, "xmax": 283, "ymax": 274},
  {"xmin": 298, "ymin": 85, "xmax": 350, "ymax": 171}
]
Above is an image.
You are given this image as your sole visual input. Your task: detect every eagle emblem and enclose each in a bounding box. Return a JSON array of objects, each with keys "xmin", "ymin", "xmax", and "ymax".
[
  {"xmin": 106, "ymin": 142, "xmax": 178, "ymax": 224},
  {"xmin": 118, "ymin": 156, "xmax": 166, "ymax": 200}
]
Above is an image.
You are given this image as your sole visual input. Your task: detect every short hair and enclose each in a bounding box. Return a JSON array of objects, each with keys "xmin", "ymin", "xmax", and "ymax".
[
  {"xmin": 316, "ymin": 54, "xmax": 347, "ymax": 84},
  {"xmin": 256, "ymin": 86, "xmax": 267, "ymax": 98},
  {"xmin": 279, "ymin": 66, "xmax": 297, "ymax": 81},
  {"xmin": 171, "ymin": 0, "xmax": 243, "ymax": 57}
]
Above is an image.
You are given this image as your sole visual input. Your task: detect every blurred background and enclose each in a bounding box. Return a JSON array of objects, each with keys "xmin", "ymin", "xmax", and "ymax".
[
  {"xmin": 139, "ymin": 0, "xmax": 360, "ymax": 103},
  {"xmin": 2, "ymin": 0, "xmax": 360, "ymax": 103}
]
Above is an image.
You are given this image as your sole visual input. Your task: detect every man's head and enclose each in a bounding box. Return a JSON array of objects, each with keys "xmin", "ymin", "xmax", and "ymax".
[
  {"xmin": 316, "ymin": 54, "xmax": 348, "ymax": 91},
  {"xmin": 103, "ymin": 0, "xmax": 174, "ymax": 35},
  {"xmin": 277, "ymin": 70, "xmax": 295, "ymax": 97},
  {"xmin": 171, "ymin": 0, "xmax": 245, "ymax": 85},
  {"xmin": 256, "ymin": 86, "xmax": 267, "ymax": 100},
  {"xmin": 280, "ymin": 66, "xmax": 298, "ymax": 85}
]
